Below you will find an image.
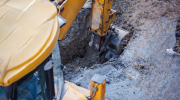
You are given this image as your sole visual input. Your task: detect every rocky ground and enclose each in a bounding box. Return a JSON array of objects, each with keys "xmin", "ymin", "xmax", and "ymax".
[{"xmin": 53, "ymin": 0, "xmax": 180, "ymax": 99}]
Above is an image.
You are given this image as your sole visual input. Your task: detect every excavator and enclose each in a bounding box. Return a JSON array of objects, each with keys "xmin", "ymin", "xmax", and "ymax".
[{"xmin": 0, "ymin": 0, "xmax": 129, "ymax": 99}]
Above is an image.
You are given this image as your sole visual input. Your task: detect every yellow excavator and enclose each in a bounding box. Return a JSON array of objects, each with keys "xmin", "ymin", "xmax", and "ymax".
[{"xmin": 0, "ymin": 0, "xmax": 128, "ymax": 99}]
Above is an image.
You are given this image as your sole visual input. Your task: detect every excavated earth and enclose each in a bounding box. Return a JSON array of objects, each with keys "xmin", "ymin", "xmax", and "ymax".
[{"xmin": 53, "ymin": 0, "xmax": 180, "ymax": 99}]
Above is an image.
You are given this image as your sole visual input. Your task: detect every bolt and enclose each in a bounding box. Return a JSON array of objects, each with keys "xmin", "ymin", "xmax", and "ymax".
[{"xmin": 104, "ymin": 31, "xmax": 107, "ymax": 35}]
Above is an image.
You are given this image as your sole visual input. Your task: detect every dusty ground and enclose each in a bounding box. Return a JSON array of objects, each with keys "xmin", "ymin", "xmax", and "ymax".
[
  {"xmin": 64, "ymin": 18, "xmax": 180, "ymax": 99},
  {"xmin": 53, "ymin": 0, "xmax": 180, "ymax": 99}
]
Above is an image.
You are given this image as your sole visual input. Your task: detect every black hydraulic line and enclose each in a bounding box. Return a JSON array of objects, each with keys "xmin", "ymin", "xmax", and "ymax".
[
  {"xmin": 100, "ymin": 28, "xmax": 115, "ymax": 52},
  {"xmin": 45, "ymin": 67, "xmax": 56, "ymax": 100}
]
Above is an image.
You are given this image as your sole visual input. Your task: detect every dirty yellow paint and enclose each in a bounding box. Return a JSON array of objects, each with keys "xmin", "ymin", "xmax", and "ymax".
[
  {"xmin": 90, "ymin": 80, "xmax": 106, "ymax": 100},
  {"xmin": 0, "ymin": 0, "xmax": 58, "ymax": 86},
  {"xmin": 62, "ymin": 81, "xmax": 89, "ymax": 100},
  {"xmin": 91, "ymin": 0, "xmax": 117, "ymax": 36},
  {"xmin": 58, "ymin": 0, "xmax": 87, "ymax": 40}
]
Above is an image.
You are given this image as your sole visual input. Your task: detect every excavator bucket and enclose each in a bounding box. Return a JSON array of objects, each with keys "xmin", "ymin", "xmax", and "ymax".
[
  {"xmin": 108, "ymin": 26, "xmax": 129, "ymax": 55},
  {"xmin": 102, "ymin": 26, "xmax": 129, "ymax": 59}
]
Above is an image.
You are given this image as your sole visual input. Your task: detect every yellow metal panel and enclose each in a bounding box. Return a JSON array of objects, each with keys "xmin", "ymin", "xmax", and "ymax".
[
  {"xmin": 91, "ymin": 0, "xmax": 116, "ymax": 36},
  {"xmin": 0, "ymin": 7, "xmax": 21, "ymax": 44},
  {"xmin": 0, "ymin": 49, "xmax": 11, "ymax": 84},
  {"xmin": 0, "ymin": 6, "xmax": 11, "ymax": 19},
  {"xmin": 0, "ymin": 0, "xmax": 7, "ymax": 6},
  {"xmin": 0, "ymin": 8, "xmax": 21, "ymax": 23},
  {"xmin": 7, "ymin": 20, "xmax": 53, "ymax": 70},
  {"xmin": 5, "ymin": 0, "xmax": 34, "ymax": 11},
  {"xmin": 15, "ymin": 0, "xmax": 57, "ymax": 31},
  {"xmin": 62, "ymin": 81, "xmax": 88, "ymax": 100},
  {"xmin": 66, "ymin": 81, "xmax": 90, "ymax": 97},
  {"xmin": 105, "ymin": 10, "xmax": 117, "ymax": 34},
  {"xmin": 91, "ymin": 0, "xmax": 104, "ymax": 34},
  {"xmin": 0, "ymin": 0, "xmax": 59, "ymax": 86},
  {"xmin": 90, "ymin": 80, "xmax": 106, "ymax": 100},
  {"xmin": 4, "ymin": 18, "xmax": 59, "ymax": 86},
  {"xmin": 59, "ymin": 0, "xmax": 86, "ymax": 40},
  {"xmin": 102, "ymin": 0, "xmax": 114, "ymax": 34}
]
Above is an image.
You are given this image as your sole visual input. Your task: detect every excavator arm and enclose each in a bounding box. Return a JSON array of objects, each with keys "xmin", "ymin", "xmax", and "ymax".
[
  {"xmin": 53, "ymin": 0, "xmax": 127, "ymax": 56},
  {"xmin": 52, "ymin": 0, "xmax": 87, "ymax": 40}
]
